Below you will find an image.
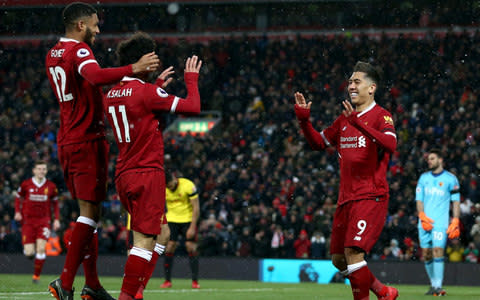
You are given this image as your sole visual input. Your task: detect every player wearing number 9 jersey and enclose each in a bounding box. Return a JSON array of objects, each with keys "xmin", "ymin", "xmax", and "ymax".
[
  {"xmin": 103, "ymin": 32, "xmax": 201, "ymax": 300},
  {"xmin": 45, "ymin": 3, "xmax": 160, "ymax": 300},
  {"xmin": 294, "ymin": 61, "xmax": 398, "ymax": 299}
]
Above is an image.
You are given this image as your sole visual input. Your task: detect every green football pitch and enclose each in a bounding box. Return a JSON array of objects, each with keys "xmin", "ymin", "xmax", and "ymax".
[{"xmin": 1, "ymin": 274, "xmax": 480, "ymax": 299}]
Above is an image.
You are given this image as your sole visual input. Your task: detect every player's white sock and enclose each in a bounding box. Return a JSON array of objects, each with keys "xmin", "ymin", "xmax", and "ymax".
[
  {"xmin": 130, "ymin": 247, "xmax": 153, "ymax": 262},
  {"xmin": 347, "ymin": 260, "xmax": 367, "ymax": 274},
  {"xmin": 154, "ymin": 243, "xmax": 165, "ymax": 256}
]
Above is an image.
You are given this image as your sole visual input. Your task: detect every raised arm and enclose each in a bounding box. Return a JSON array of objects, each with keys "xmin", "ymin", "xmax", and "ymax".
[
  {"xmin": 294, "ymin": 92, "xmax": 329, "ymax": 150},
  {"xmin": 342, "ymin": 100, "xmax": 397, "ymax": 153},
  {"xmin": 81, "ymin": 52, "xmax": 160, "ymax": 86},
  {"xmin": 147, "ymin": 56, "xmax": 202, "ymax": 115}
]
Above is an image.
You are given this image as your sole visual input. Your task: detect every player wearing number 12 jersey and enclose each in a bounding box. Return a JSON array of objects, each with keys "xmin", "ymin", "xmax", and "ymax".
[
  {"xmin": 294, "ymin": 61, "xmax": 398, "ymax": 300},
  {"xmin": 45, "ymin": 3, "xmax": 159, "ymax": 300},
  {"xmin": 103, "ymin": 32, "xmax": 201, "ymax": 300}
]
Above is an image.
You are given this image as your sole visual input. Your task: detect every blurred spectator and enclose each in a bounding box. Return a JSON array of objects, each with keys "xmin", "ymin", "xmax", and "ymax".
[
  {"xmin": 294, "ymin": 229, "xmax": 311, "ymax": 258},
  {"xmin": 463, "ymin": 242, "xmax": 479, "ymax": 263},
  {"xmin": 310, "ymin": 231, "xmax": 327, "ymax": 259},
  {"xmin": 469, "ymin": 216, "xmax": 480, "ymax": 250},
  {"xmin": 446, "ymin": 239, "xmax": 465, "ymax": 262},
  {"xmin": 270, "ymin": 225, "xmax": 284, "ymax": 258},
  {"xmin": 402, "ymin": 237, "xmax": 420, "ymax": 261},
  {"xmin": 388, "ymin": 239, "xmax": 404, "ymax": 260},
  {"xmin": 282, "ymin": 229, "xmax": 296, "ymax": 258},
  {"xmin": 236, "ymin": 227, "xmax": 253, "ymax": 257},
  {"xmin": 252, "ymin": 229, "xmax": 270, "ymax": 258}
]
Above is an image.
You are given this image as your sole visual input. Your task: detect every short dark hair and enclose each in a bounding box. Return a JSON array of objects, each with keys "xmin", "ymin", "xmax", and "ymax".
[
  {"xmin": 429, "ymin": 148, "xmax": 443, "ymax": 159},
  {"xmin": 353, "ymin": 61, "xmax": 382, "ymax": 86},
  {"xmin": 165, "ymin": 170, "xmax": 175, "ymax": 183},
  {"xmin": 117, "ymin": 32, "xmax": 156, "ymax": 66},
  {"xmin": 62, "ymin": 2, "xmax": 97, "ymax": 30},
  {"xmin": 34, "ymin": 160, "xmax": 47, "ymax": 167}
]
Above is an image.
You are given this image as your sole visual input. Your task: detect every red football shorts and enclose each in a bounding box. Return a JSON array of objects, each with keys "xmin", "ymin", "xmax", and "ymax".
[
  {"xmin": 330, "ymin": 197, "xmax": 389, "ymax": 254},
  {"xmin": 58, "ymin": 138, "xmax": 109, "ymax": 203},
  {"xmin": 22, "ymin": 221, "xmax": 50, "ymax": 244},
  {"xmin": 116, "ymin": 169, "xmax": 165, "ymax": 235},
  {"xmin": 161, "ymin": 213, "xmax": 168, "ymax": 225}
]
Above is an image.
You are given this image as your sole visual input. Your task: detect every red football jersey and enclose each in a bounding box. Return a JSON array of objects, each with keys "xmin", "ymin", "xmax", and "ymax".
[
  {"xmin": 321, "ymin": 102, "xmax": 396, "ymax": 205},
  {"xmin": 45, "ymin": 38, "xmax": 105, "ymax": 145},
  {"xmin": 104, "ymin": 74, "xmax": 199, "ymax": 177},
  {"xmin": 15, "ymin": 178, "xmax": 59, "ymax": 223}
]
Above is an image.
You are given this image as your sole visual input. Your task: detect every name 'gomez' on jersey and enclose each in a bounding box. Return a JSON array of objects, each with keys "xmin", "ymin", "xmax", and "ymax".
[
  {"xmin": 46, "ymin": 38, "xmax": 133, "ymax": 145},
  {"xmin": 321, "ymin": 102, "xmax": 396, "ymax": 205},
  {"xmin": 45, "ymin": 38, "xmax": 105, "ymax": 145},
  {"xmin": 104, "ymin": 73, "xmax": 200, "ymax": 177}
]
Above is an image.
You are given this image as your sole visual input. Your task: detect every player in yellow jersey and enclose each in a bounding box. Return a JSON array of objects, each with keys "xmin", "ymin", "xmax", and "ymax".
[{"xmin": 160, "ymin": 171, "xmax": 201, "ymax": 289}]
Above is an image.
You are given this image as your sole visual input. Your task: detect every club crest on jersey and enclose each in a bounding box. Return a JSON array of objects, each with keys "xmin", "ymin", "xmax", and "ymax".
[
  {"xmin": 44, "ymin": 187, "xmax": 49, "ymax": 194},
  {"xmin": 77, "ymin": 48, "xmax": 90, "ymax": 58},
  {"xmin": 439, "ymin": 182, "xmax": 443, "ymax": 187},
  {"xmin": 156, "ymin": 88, "xmax": 168, "ymax": 98},
  {"xmin": 383, "ymin": 115, "xmax": 394, "ymax": 125}
]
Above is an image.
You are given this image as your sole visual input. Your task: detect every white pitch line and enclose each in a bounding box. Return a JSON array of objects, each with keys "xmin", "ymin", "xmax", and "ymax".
[{"xmin": 0, "ymin": 287, "xmax": 300, "ymax": 297}]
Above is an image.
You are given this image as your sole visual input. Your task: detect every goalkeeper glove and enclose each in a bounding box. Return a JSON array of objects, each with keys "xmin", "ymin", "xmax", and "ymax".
[
  {"xmin": 419, "ymin": 212, "xmax": 434, "ymax": 231},
  {"xmin": 447, "ymin": 217, "xmax": 460, "ymax": 239}
]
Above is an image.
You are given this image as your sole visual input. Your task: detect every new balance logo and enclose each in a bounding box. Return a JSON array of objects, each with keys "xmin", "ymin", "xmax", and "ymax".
[{"xmin": 354, "ymin": 236, "xmax": 362, "ymax": 241}]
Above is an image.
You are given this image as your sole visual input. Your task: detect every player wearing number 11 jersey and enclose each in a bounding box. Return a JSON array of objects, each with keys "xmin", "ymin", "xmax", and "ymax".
[
  {"xmin": 45, "ymin": 3, "xmax": 159, "ymax": 299},
  {"xmin": 104, "ymin": 32, "xmax": 201, "ymax": 300}
]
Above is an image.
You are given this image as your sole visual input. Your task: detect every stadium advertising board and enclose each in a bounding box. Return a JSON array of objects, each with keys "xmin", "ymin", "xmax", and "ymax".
[
  {"xmin": 177, "ymin": 120, "xmax": 216, "ymax": 135},
  {"xmin": 260, "ymin": 259, "xmax": 342, "ymax": 284}
]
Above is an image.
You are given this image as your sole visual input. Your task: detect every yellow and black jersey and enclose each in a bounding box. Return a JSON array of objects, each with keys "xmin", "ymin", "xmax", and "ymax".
[{"xmin": 166, "ymin": 178, "xmax": 198, "ymax": 223}]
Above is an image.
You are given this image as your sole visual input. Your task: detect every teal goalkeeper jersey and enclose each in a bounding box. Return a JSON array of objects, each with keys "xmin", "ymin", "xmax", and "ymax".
[{"xmin": 415, "ymin": 170, "xmax": 460, "ymax": 228}]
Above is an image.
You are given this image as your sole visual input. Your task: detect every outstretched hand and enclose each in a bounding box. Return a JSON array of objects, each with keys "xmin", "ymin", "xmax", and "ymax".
[
  {"xmin": 132, "ymin": 52, "xmax": 160, "ymax": 74},
  {"xmin": 342, "ymin": 100, "xmax": 354, "ymax": 117},
  {"xmin": 294, "ymin": 92, "xmax": 312, "ymax": 109},
  {"xmin": 157, "ymin": 66, "xmax": 175, "ymax": 88},
  {"xmin": 185, "ymin": 55, "xmax": 202, "ymax": 73}
]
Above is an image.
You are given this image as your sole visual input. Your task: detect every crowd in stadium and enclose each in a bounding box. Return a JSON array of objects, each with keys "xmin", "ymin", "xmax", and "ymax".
[
  {"xmin": 2, "ymin": 2, "xmax": 479, "ymax": 36},
  {"xmin": 1, "ymin": 24, "xmax": 480, "ymax": 262}
]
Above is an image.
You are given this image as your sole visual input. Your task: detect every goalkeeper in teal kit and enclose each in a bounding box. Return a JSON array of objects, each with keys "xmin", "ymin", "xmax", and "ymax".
[{"xmin": 416, "ymin": 149, "xmax": 460, "ymax": 296}]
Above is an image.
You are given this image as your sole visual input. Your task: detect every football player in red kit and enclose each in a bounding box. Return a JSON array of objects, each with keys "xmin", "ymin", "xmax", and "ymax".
[
  {"xmin": 15, "ymin": 161, "xmax": 60, "ymax": 284},
  {"xmin": 294, "ymin": 61, "xmax": 398, "ymax": 300},
  {"xmin": 103, "ymin": 32, "xmax": 201, "ymax": 300},
  {"xmin": 45, "ymin": 2, "xmax": 159, "ymax": 300}
]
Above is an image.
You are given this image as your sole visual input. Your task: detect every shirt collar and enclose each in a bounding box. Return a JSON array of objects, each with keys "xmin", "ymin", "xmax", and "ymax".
[
  {"xmin": 122, "ymin": 76, "xmax": 145, "ymax": 84},
  {"xmin": 357, "ymin": 101, "xmax": 376, "ymax": 117},
  {"xmin": 32, "ymin": 177, "xmax": 46, "ymax": 188},
  {"xmin": 60, "ymin": 37, "xmax": 80, "ymax": 43}
]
